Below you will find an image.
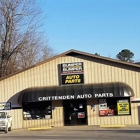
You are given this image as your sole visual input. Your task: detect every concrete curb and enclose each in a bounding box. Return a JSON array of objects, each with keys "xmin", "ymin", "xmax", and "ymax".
[
  {"xmin": 28, "ymin": 126, "xmax": 52, "ymax": 131},
  {"xmin": 100, "ymin": 125, "xmax": 126, "ymax": 128}
]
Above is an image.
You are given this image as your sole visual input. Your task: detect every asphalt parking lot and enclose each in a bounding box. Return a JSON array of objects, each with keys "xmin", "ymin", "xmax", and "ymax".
[{"xmin": 0, "ymin": 126, "xmax": 140, "ymax": 140}]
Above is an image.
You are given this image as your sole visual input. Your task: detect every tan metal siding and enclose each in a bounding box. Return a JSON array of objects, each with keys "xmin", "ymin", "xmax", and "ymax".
[
  {"xmin": 0, "ymin": 81, "xmax": 5, "ymax": 102},
  {"xmin": 0, "ymin": 55, "xmax": 140, "ymax": 128},
  {"xmin": 11, "ymin": 109, "xmax": 23, "ymax": 129},
  {"xmin": 93, "ymin": 62, "xmax": 98, "ymax": 83}
]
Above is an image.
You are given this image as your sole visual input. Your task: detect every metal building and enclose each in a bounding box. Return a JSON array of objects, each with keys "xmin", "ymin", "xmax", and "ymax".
[{"xmin": 0, "ymin": 49, "xmax": 140, "ymax": 129}]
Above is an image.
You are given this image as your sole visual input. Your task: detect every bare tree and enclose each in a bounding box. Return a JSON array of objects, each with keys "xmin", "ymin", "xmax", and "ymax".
[{"xmin": 0, "ymin": 0, "xmax": 56, "ymax": 77}]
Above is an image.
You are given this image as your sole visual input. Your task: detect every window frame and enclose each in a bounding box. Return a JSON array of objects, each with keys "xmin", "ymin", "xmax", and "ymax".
[
  {"xmin": 98, "ymin": 97, "xmax": 131, "ymax": 117},
  {"xmin": 22, "ymin": 101, "xmax": 52, "ymax": 120}
]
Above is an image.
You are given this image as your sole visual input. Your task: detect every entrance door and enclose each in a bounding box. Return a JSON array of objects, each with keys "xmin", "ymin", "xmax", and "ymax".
[{"xmin": 63, "ymin": 99, "xmax": 87, "ymax": 126}]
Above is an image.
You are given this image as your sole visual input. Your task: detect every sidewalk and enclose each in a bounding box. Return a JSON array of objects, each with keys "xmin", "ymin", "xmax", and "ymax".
[
  {"xmin": 125, "ymin": 124, "xmax": 140, "ymax": 128},
  {"xmin": 25, "ymin": 124, "xmax": 140, "ymax": 131},
  {"xmin": 51, "ymin": 125, "xmax": 140, "ymax": 131}
]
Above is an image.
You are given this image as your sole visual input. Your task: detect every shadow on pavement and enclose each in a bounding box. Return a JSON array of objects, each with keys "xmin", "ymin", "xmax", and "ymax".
[{"xmin": 68, "ymin": 129, "xmax": 140, "ymax": 133}]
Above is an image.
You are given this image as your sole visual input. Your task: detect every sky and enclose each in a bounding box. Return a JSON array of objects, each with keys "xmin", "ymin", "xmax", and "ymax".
[{"xmin": 37, "ymin": 0, "xmax": 140, "ymax": 61}]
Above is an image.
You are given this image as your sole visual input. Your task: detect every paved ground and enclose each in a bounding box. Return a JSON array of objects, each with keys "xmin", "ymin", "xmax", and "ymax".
[{"xmin": 0, "ymin": 126, "xmax": 140, "ymax": 140}]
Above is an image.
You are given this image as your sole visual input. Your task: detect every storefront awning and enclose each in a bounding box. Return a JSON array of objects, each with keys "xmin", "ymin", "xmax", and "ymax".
[{"xmin": 18, "ymin": 82, "xmax": 134, "ymax": 103}]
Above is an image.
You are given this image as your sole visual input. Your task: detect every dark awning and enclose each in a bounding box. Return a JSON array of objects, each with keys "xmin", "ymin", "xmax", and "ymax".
[{"xmin": 18, "ymin": 82, "xmax": 134, "ymax": 103}]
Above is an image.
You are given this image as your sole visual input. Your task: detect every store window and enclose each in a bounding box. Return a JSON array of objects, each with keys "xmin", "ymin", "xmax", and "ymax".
[
  {"xmin": 98, "ymin": 98, "xmax": 131, "ymax": 116},
  {"xmin": 23, "ymin": 101, "xmax": 52, "ymax": 120}
]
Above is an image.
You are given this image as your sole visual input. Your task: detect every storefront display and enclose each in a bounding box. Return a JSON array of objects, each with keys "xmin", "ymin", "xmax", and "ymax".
[
  {"xmin": 99, "ymin": 99, "xmax": 108, "ymax": 116},
  {"xmin": 78, "ymin": 112, "xmax": 85, "ymax": 118},
  {"xmin": 117, "ymin": 99, "xmax": 130, "ymax": 115},
  {"xmin": 98, "ymin": 98, "xmax": 131, "ymax": 116},
  {"xmin": 23, "ymin": 102, "xmax": 52, "ymax": 120}
]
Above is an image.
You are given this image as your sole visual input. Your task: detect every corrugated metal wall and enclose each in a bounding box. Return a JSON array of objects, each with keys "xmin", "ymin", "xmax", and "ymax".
[
  {"xmin": 11, "ymin": 109, "xmax": 23, "ymax": 129},
  {"xmin": 0, "ymin": 55, "xmax": 140, "ymax": 128}
]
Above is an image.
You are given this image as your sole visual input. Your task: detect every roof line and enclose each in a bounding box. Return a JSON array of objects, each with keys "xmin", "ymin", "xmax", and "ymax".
[{"xmin": 0, "ymin": 49, "xmax": 140, "ymax": 81}]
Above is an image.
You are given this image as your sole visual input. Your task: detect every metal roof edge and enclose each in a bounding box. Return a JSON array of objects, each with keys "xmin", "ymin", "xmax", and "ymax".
[{"xmin": 0, "ymin": 49, "xmax": 140, "ymax": 81}]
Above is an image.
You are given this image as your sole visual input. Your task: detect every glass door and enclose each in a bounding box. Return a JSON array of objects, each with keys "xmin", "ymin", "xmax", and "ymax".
[{"xmin": 63, "ymin": 99, "xmax": 87, "ymax": 126}]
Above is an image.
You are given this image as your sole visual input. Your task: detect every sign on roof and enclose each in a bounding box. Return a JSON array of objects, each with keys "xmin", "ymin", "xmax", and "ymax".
[{"xmin": 0, "ymin": 102, "xmax": 11, "ymax": 110}]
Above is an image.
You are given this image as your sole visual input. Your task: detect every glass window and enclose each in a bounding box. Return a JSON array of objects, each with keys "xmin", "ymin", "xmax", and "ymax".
[
  {"xmin": 22, "ymin": 101, "xmax": 52, "ymax": 120},
  {"xmin": 98, "ymin": 98, "xmax": 131, "ymax": 116},
  {"xmin": 0, "ymin": 112, "xmax": 6, "ymax": 118}
]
